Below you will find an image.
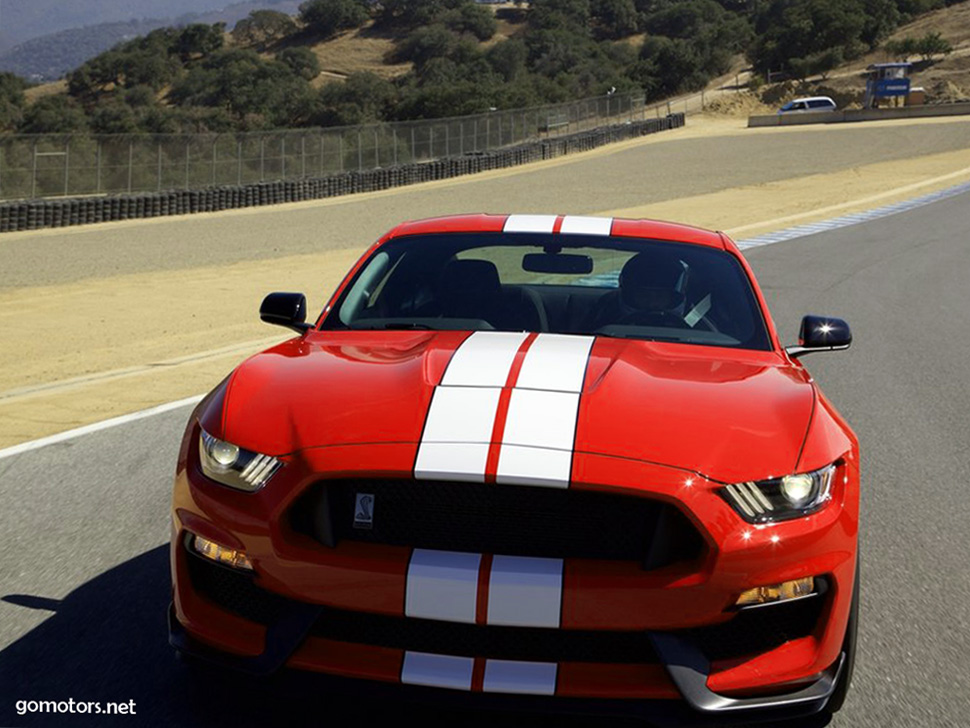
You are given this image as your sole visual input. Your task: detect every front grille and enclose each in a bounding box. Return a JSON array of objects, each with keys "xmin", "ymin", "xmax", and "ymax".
[
  {"xmin": 311, "ymin": 609, "xmax": 659, "ymax": 664},
  {"xmin": 683, "ymin": 595, "xmax": 825, "ymax": 662},
  {"xmin": 292, "ymin": 478, "xmax": 704, "ymax": 567}
]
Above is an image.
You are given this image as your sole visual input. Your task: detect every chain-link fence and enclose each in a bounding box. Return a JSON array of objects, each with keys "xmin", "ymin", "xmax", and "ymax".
[{"xmin": 0, "ymin": 91, "xmax": 696, "ymax": 201}]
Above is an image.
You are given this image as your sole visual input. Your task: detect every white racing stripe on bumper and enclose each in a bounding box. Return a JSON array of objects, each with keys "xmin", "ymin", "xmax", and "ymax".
[
  {"xmin": 559, "ymin": 215, "xmax": 613, "ymax": 236},
  {"xmin": 503, "ymin": 214, "xmax": 558, "ymax": 234},
  {"xmin": 406, "ymin": 549, "xmax": 482, "ymax": 623},
  {"xmin": 487, "ymin": 554, "xmax": 563, "ymax": 628},
  {"xmin": 401, "ymin": 652, "xmax": 475, "ymax": 691},
  {"xmin": 483, "ymin": 659, "xmax": 558, "ymax": 695}
]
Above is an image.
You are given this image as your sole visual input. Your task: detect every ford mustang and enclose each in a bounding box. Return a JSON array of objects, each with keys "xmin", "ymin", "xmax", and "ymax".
[{"xmin": 169, "ymin": 214, "xmax": 859, "ymax": 724}]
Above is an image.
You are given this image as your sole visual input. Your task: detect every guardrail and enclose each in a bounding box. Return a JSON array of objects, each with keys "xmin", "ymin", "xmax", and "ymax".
[
  {"xmin": 748, "ymin": 101, "xmax": 970, "ymax": 127},
  {"xmin": 0, "ymin": 114, "xmax": 685, "ymax": 233}
]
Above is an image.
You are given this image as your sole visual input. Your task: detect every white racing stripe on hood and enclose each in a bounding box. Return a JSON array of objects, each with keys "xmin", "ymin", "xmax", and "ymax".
[
  {"xmin": 415, "ymin": 331, "xmax": 594, "ymax": 486},
  {"xmin": 416, "ymin": 331, "xmax": 525, "ymax": 481},
  {"xmin": 497, "ymin": 335, "xmax": 593, "ymax": 487}
]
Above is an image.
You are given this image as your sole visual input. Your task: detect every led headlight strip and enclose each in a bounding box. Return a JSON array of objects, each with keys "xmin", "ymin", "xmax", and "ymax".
[
  {"xmin": 199, "ymin": 428, "xmax": 282, "ymax": 492},
  {"xmin": 722, "ymin": 464, "xmax": 836, "ymax": 523}
]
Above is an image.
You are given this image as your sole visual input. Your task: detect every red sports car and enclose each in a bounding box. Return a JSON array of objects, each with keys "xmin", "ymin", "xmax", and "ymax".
[{"xmin": 170, "ymin": 214, "xmax": 859, "ymax": 724}]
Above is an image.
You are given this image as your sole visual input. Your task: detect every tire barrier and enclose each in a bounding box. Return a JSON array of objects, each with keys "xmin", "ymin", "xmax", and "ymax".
[{"xmin": 0, "ymin": 115, "xmax": 684, "ymax": 233}]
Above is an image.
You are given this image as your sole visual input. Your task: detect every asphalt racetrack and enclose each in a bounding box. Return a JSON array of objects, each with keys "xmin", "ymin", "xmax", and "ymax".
[{"xmin": 2, "ymin": 192, "xmax": 970, "ymax": 727}]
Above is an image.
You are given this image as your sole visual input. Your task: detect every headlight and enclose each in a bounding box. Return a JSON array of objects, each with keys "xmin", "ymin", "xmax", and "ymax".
[
  {"xmin": 198, "ymin": 427, "xmax": 282, "ymax": 492},
  {"xmin": 721, "ymin": 464, "xmax": 836, "ymax": 523}
]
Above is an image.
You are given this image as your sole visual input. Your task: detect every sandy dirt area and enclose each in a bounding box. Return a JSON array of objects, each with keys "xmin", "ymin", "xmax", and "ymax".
[{"xmin": 2, "ymin": 113, "xmax": 970, "ymax": 447}]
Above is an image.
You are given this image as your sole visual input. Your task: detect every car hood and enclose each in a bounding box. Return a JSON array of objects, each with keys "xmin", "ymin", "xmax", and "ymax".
[{"xmin": 222, "ymin": 331, "xmax": 814, "ymax": 484}]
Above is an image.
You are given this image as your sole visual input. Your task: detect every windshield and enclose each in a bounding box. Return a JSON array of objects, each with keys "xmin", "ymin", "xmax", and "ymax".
[{"xmin": 322, "ymin": 233, "xmax": 772, "ymax": 351}]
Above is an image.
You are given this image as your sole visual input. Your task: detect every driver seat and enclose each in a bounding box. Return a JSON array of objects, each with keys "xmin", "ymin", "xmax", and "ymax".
[{"xmin": 438, "ymin": 260, "xmax": 546, "ymax": 331}]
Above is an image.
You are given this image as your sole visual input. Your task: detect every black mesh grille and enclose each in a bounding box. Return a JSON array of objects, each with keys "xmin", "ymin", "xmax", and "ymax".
[
  {"xmin": 683, "ymin": 595, "xmax": 825, "ymax": 662},
  {"xmin": 186, "ymin": 550, "xmax": 288, "ymax": 625},
  {"xmin": 292, "ymin": 478, "xmax": 703, "ymax": 565},
  {"xmin": 311, "ymin": 609, "xmax": 659, "ymax": 664}
]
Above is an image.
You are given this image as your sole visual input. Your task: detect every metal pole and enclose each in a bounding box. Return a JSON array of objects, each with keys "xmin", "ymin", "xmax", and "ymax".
[
  {"xmin": 338, "ymin": 136, "xmax": 343, "ymax": 173},
  {"xmin": 185, "ymin": 141, "xmax": 190, "ymax": 190},
  {"xmin": 212, "ymin": 139, "xmax": 217, "ymax": 185},
  {"xmin": 301, "ymin": 135, "xmax": 306, "ymax": 178},
  {"xmin": 357, "ymin": 130, "xmax": 362, "ymax": 172},
  {"xmin": 410, "ymin": 127, "xmax": 416, "ymax": 161},
  {"xmin": 96, "ymin": 141, "xmax": 102, "ymax": 194},
  {"xmin": 127, "ymin": 140, "xmax": 133, "ymax": 193},
  {"xmin": 64, "ymin": 139, "xmax": 70, "ymax": 196},
  {"xmin": 281, "ymin": 137, "xmax": 286, "ymax": 179},
  {"xmin": 237, "ymin": 140, "xmax": 242, "ymax": 185},
  {"xmin": 459, "ymin": 122, "xmax": 464, "ymax": 155},
  {"xmin": 374, "ymin": 127, "xmax": 379, "ymax": 168},
  {"xmin": 31, "ymin": 142, "xmax": 37, "ymax": 198},
  {"xmin": 320, "ymin": 134, "xmax": 325, "ymax": 175},
  {"xmin": 393, "ymin": 127, "xmax": 398, "ymax": 165},
  {"xmin": 429, "ymin": 127, "xmax": 434, "ymax": 159},
  {"xmin": 473, "ymin": 119, "xmax": 478, "ymax": 152},
  {"xmin": 445, "ymin": 125, "xmax": 450, "ymax": 157},
  {"xmin": 157, "ymin": 142, "xmax": 162, "ymax": 191},
  {"xmin": 260, "ymin": 137, "xmax": 265, "ymax": 180},
  {"xmin": 486, "ymin": 116, "xmax": 490, "ymax": 150}
]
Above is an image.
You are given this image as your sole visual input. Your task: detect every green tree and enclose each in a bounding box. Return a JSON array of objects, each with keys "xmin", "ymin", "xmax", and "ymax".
[
  {"xmin": 395, "ymin": 25, "xmax": 462, "ymax": 69},
  {"xmin": 0, "ymin": 72, "xmax": 28, "ymax": 131},
  {"xmin": 174, "ymin": 24, "xmax": 225, "ymax": 61},
  {"xmin": 88, "ymin": 101, "xmax": 139, "ymax": 134},
  {"xmin": 277, "ymin": 47, "xmax": 321, "ymax": 80},
  {"xmin": 486, "ymin": 39, "xmax": 529, "ymax": 81},
  {"xmin": 314, "ymin": 72, "xmax": 398, "ymax": 125},
  {"xmin": 298, "ymin": 0, "xmax": 370, "ymax": 37},
  {"xmin": 749, "ymin": 0, "xmax": 868, "ymax": 75},
  {"xmin": 439, "ymin": 4, "xmax": 498, "ymax": 41},
  {"xmin": 170, "ymin": 48, "xmax": 313, "ymax": 128},
  {"xmin": 232, "ymin": 10, "xmax": 298, "ymax": 47},
  {"xmin": 592, "ymin": 0, "xmax": 639, "ymax": 38},
  {"xmin": 19, "ymin": 95, "xmax": 89, "ymax": 133},
  {"xmin": 914, "ymin": 31, "xmax": 952, "ymax": 60}
]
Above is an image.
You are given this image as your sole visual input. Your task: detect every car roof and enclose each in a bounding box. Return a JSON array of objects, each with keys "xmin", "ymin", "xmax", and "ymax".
[
  {"xmin": 385, "ymin": 214, "xmax": 727, "ymax": 249},
  {"xmin": 790, "ymin": 96, "xmax": 835, "ymax": 103}
]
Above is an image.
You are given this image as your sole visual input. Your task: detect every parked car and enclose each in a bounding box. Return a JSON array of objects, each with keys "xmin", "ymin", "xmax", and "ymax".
[
  {"xmin": 170, "ymin": 214, "xmax": 859, "ymax": 724},
  {"xmin": 779, "ymin": 96, "xmax": 838, "ymax": 114}
]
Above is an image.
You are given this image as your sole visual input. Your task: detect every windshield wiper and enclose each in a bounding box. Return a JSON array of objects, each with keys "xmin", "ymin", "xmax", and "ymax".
[{"xmin": 377, "ymin": 322, "xmax": 433, "ymax": 330}]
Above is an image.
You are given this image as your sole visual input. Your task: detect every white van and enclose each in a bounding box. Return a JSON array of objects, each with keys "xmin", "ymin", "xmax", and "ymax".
[{"xmin": 778, "ymin": 96, "xmax": 837, "ymax": 114}]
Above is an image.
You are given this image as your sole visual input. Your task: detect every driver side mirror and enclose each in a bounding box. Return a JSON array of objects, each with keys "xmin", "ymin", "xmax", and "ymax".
[
  {"xmin": 260, "ymin": 292, "xmax": 311, "ymax": 334},
  {"xmin": 785, "ymin": 315, "xmax": 851, "ymax": 358}
]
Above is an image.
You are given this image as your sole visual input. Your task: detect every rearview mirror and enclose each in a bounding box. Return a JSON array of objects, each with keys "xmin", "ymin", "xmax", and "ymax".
[
  {"xmin": 522, "ymin": 252, "xmax": 593, "ymax": 275},
  {"xmin": 260, "ymin": 292, "xmax": 310, "ymax": 333},
  {"xmin": 785, "ymin": 315, "xmax": 851, "ymax": 358}
]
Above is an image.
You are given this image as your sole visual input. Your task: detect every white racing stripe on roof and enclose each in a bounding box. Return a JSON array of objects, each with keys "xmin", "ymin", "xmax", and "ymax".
[
  {"xmin": 559, "ymin": 216, "xmax": 613, "ymax": 236},
  {"xmin": 406, "ymin": 549, "xmax": 482, "ymax": 624},
  {"xmin": 503, "ymin": 214, "xmax": 558, "ymax": 234},
  {"xmin": 483, "ymin": 660, "xmax": 558, "ymax": 695},
  {"xmin": 401, "ymin": 652, "xmax": 474, "ymax": 691}
]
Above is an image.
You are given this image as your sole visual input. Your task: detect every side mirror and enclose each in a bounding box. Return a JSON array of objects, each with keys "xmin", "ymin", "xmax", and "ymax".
[
  {"xmin": 785, "ymin": 315, "xmax": 851, "ymax": 358},
  {"xmin": 260, "ymin": 292, "xmax": 311, "ymax": 334}
]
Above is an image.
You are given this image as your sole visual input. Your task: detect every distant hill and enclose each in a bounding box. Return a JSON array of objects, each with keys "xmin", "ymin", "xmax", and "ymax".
[{"xmin": 0, "ymin": 0, "xmax": 302, "ymax": 81}]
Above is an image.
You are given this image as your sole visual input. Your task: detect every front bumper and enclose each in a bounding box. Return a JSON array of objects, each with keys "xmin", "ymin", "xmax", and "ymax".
[{"xmin": 171, "ymin": 434, "xmax": 858, "ymax": 719}]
